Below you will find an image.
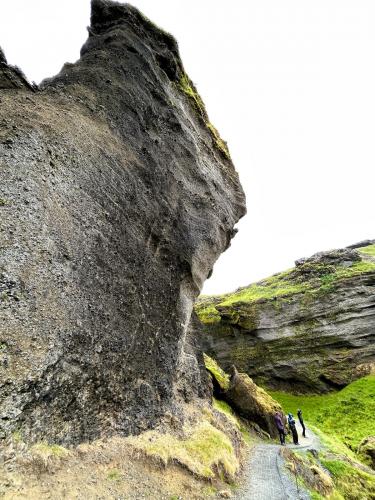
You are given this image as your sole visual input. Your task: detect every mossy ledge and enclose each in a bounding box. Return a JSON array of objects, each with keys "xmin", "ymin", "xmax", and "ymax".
[{"xmin": 178, "ymin": 73, "xmax": 231, "ymax": 159}]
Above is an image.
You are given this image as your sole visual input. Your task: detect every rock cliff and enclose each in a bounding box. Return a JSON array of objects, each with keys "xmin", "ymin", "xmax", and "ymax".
[
  {"xmin": 0, "ymin": 0, "xmax": 245, "ymax": 444},
  {"xmin": 196, "ymin": 243, "xmax": 375, "ymax": 393}
]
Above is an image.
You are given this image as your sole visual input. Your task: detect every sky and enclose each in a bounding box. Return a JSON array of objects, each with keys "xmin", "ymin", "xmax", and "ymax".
[{"xmin": 1, "ymin": 1, "xmax": 374, "ymax": 294}]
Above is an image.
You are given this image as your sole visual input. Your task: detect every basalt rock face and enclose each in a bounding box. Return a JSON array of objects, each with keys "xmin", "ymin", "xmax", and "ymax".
[
  {"xmin": 0, "ymin": 0, "xmax": 246, "ymax": 444},
  {"xmin": 196, "ymin": 245, "xmax": 375, "ymax": 394}
]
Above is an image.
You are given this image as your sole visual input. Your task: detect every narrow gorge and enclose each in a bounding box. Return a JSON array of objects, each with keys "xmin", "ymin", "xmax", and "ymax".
[{"xmin": 1, "ymin": 1, "xmax": 375, "ymax": 498}]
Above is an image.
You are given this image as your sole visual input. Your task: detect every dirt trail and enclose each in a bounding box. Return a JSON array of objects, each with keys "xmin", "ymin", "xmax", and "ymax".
[{"xmin": 234, "ymin": 425, "xmax": 319, "ymax": 500}]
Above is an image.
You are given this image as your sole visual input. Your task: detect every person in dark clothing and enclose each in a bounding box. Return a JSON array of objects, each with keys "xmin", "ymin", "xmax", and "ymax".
[
  {"xmin": 274, "ymin": 412, "xmax": 286, "ymax": 445},
  {"xmin": 297, "ymin": 409, "xmax": 306, "ymax": 438},
  {"xmin": 287, "ymin": 413, "xmax": 299, "ymax": 445}
]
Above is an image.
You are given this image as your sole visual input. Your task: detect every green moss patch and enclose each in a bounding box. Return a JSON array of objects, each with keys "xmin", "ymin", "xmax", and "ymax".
[
  {"xmin": 178, "ymin": 73, "xmax": 231, "ymax": 159},
  {"xmin": 106, "ymin": 468, "xmax": 122, "ymax": 481},
  {"xmin": 204, "ymin": 354, "xmax": 230, "ymax": 391},
  {"xmin": 195, "ymin": 302, "xmax": 222, "ymax": 325}
]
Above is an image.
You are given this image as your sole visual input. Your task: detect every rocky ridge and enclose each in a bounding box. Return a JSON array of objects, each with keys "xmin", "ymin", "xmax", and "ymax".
[
  {"xmin": 0, "ymin": 0, "xmax": 246, "ymax": 444},
  {"xmin": 196, "ymin": 243, "xmax": 375, "ymax": 393}
]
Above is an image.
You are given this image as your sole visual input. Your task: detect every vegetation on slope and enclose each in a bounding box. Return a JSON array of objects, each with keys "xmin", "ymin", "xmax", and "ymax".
[
  {"xmin": 271, "ymin": 376, "xmax": 375, "ymax": 499},
  {"xmin": 320, "ymin": 459, "xmax": 375, "ymax": 500},
  {"xmin": 359, "ymin": 243, "xmax": 375, "ymax": 258},
  {"xmin": 178, "ymin": 73, "xmax": 231, "ymax": 159},
  {"xmin": 270, "ymin": 375, "xmax": 375, "ymax": 454},
  {"xmin": 127, "ymin": 418, "xmax": 239, "ymax": 480},
  {"xmin": 195, "ymin": 246, "xmax": 375, "ymax": 324}
]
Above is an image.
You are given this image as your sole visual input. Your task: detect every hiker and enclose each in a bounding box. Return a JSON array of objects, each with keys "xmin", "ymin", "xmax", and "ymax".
[
  {"xmin": 287, "ymin": 413, "xmax": 299, "ymax": 445},
  {"xmin": 274, "ymin": 411, "xmax": 286, "ymax": 445},
  {"xmin": 297, "ymin": 408, "xmax": 306, "ymax": 438}
]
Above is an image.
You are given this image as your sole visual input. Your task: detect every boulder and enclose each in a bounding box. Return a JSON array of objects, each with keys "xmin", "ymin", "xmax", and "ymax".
[{"xmin": 223, "ymin": 366, "xmax": 282, "ymax": 438}]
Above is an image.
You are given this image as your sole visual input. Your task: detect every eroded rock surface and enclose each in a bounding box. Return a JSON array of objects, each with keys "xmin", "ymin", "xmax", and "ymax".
[
  {"xmin": 196, "ymin": 244, "xmax": 375, "ymax": 393},
  {"xmin": 0, "ymin": 0, "xmax": 245, "ymax": 443}
]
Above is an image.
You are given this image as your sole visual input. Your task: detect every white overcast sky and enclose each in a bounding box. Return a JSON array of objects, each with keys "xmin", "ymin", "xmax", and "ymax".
[{"xmin": 1, "ymin": 1, "xmax": 374, "ymax": 294}]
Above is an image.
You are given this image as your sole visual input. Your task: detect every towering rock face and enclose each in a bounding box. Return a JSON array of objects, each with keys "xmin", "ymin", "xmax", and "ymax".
[
  {"xmin": 196, "ymin": 244, "xmax": 375, "ymax": 393},
  {"xmin": 0, "ymin": 0, "xmax": 245, "ymax": 444}
]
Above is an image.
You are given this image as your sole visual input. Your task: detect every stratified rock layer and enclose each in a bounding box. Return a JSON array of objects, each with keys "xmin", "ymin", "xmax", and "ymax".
[
  {"xmin": 0, "ymin": 0, "xmax": 245, "ymax": 443},
  {"xmin": 196, "ymin": 245, "xmax": 375, "ymax": 393}
]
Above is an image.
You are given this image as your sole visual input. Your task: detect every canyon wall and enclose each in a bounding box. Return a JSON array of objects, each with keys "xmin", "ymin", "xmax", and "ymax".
[{"xmin": 0, "ymin": 0, "xmax": 245, "ymax": 443}]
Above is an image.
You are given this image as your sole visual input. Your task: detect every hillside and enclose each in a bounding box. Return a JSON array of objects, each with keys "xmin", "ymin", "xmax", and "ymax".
[{"xmin": 195, "ymin": 242, "xmax": 375, "ymax": 393}]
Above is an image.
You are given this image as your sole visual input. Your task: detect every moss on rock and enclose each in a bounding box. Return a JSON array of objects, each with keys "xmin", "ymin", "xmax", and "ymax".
[
  {"xmin": 204, "ymin": 354, "xmax": 230, "ymax": 391},
  {"xmin": 195, "ymin": 247, "xmax": 375, "ymax": 323}
]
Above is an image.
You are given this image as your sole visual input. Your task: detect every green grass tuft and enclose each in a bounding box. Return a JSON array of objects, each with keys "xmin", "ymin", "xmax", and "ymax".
[{"xmin": 107, "ymin": 468, "xmax": 122, "ymax": 481}]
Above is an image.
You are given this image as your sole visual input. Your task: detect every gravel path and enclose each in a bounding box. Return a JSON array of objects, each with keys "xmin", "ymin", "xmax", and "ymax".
[{"xmin": 234, "ymin": 425, "xmax": 318, "ymax": 500}]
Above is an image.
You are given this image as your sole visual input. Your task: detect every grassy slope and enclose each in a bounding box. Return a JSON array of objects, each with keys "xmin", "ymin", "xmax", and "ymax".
[
  {"xmin": 269, "ymin": 375, "xmax": 375, "ymax": 452},
  {"xmin": 195, "ymin": 245, "xmax": 375, "ymax": 324},
  {"xmin": 271, "ymin": 375, "xmax": 375, "ymax": 499},
  {"xmin": 359, "ymin": 243, "xmax": 375, "ymax": 258}
]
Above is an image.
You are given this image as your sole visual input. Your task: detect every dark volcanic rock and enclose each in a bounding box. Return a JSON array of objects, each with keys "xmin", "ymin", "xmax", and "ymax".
[
  {"xmin": 196, "ymin": 246, "xmax": 375, "ymax": 393},
  {"xmin": 0, "ymin": 0, "xmax": 245, "ymax": 444},
  {"xmin": 0, "ymin": 47, "xmax": 35, "ymax": 91}
]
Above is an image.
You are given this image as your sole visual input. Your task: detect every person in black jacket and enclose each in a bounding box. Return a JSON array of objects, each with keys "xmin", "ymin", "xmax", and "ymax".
[
  {"xmin": 297, "ymin": 408, "xmax": 306, "ymax": 438},
  {"xmin": 287, "ymin": 413, "xmax": 299, "ymax": 445}
]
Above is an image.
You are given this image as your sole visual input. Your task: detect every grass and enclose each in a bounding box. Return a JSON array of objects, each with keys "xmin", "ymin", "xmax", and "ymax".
[
  {"xmin": 30, "ymin": 442, "xmax": 70, "ymax": 459},
  {"xmin": 320, "ymin": 459, "xmax": 375, "ymax": 500},
  {"xmin": 213, "ymin": 398, "xmax": 251, "ymax": 444},
  {"xmin": 26, "ymin": 441, "xmax": 71, "ymax": 474},
  {"xmin": 195, "ymin": 302, "xmax": 222, "ymax": 324},
  {"xmin": 0, "ymin": 198, "xmax": 8, "ymax": 206},
  {"xmin": 127, "ymin": 419, "xmax": 239, "ymax": 480},
  {"xmin": 269, "ymin": 375, "xmax": 375, "ymax": 454},
  {"xmin": 204, "ymin": 353, "xmax": 230, "ymax": 390},
  {"xmin": 195, "ymin": 256, "xmax": 375, "ymax": 323},
  {"xmin": 358, "ymin": 244, "xmax": 375, "ymax": 258},
  {"xmin": 107, "ymin": 468, "xmax": 122, "ymax": 481},
  {"xmin": 217, "ymin": 269, "xmax": 307, "ymax": 307}
]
